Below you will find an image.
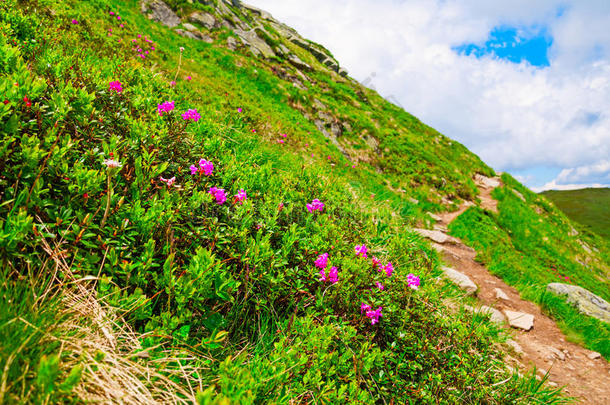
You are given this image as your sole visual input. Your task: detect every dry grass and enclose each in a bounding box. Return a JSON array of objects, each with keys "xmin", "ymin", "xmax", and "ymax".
[{"xmin": 27, "ymin": 231, "xmax": 205, "ymax": 404}]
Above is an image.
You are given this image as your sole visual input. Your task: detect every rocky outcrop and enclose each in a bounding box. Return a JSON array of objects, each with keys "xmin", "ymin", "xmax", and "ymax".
[
  {"xmin": 504, "ymin": 310, "xmax": 534, "ymax": 331},
  {"xmin": 474, "ymin": 174, "xmax": 501, "ymax": 189},
  {"xmin": 546, "ymin": 283, "xmax": 610, "ymax": 323},
  {"xmin": 442, "ymin": 266, "xmax": 477, "ymax": 294},
  {"xmin": 141, "ymin": 0, "xmax": 181, "ymax": 27},
  {"xmin": 234, "ymin": 28, "xmax": 276, "ymax": 58},
  {"xmin": 189, "ymin": 12, "xmax": 217, "ymax": 30}
]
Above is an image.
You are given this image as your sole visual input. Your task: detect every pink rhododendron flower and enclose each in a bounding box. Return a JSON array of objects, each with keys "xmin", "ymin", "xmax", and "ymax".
[
  {"xmin": 372, "ymin": 256, "xmax": 381, "ymax": 269},
  {"xmin": 117, "ymin": 16, "xmax": 121, "ymax": 20},
  {"xmin": 198, "ymin": 159, "xmax": 213, "ymax": 176},
  {"xmin": 209, "ymin": 187, "xmax": 227, "ymax": 205},
  {"xmin": 354, "ymin": 244, "xmax": 368, "ymax": 258},
  {"xmin": 376, "ymin": 281, "xmax": 384, "ymax": 291},
  {"xmin": 237, "ymin": 107, "xmax": 242, "ymax": 113},
  {"xmin": 186, "ymin": 75, "xmax": 192, "ymax": 81},
  {"xmin": 314, "ymin": 253, "xmax": 328, "ymax": 269},
  {"xmin": 407, "ymin": 273, "xmax": 420, "ymax": 290},
  {"xmin": 110, "ymin": 11, "xmax": 115, "ymax": 15},
  {"xmin": 170, "ymin": 81, "xmax": 176, "ymax": 87},
  {"xmin": 71, "ymin": 19, "xmax": 79, "ymax": 24},
  {"xmin": 235, "ymin": 189, "xmax": 247, "ymax": 204},
  {"xmin": 157, "ymin": 101, "xmax": 175, "ymax": 116},
  {"xmin": 328, "ymin": 266, "xmax": 339, "ymax": 284},
  {"xmin": 361, "ymin": 303, "xmax": 371, "ymax": 314},
  {"xmin": 319, "ymin": 268, "xmax": 327, "ymax": 282},
  {"xmin": 306, "ymin": 199, "xmax": 324, "ymax": 213},
  {"xmin": 383, "ymin": 262, "xmax": 394, "ymax": 277},
  {"xmin": 278, "ymin": 202, "xmax": 284, "ymax": 211},
  {"xmin": 182, "ymin": 109, "xmax": 201, "ymax": 122},
  {"xmin": 159, "ymin": 176, "xmax": 176, "ymax": 187},
  {"xmin": 109, "ymin": 81, "xmax": 123, "ymax": 93},
  {"xmin": 366, "ymin": 307, "xmax": 383, "ymax": 325}
]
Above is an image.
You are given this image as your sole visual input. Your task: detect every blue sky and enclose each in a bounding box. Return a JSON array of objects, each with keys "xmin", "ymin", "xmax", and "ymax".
[{"xmin": 248, "ymin": 0, "xmax": 610, "ymax": 191}]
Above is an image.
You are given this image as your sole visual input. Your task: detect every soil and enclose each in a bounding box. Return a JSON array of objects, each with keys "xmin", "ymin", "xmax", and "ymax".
[{"xmin": 434, "ymin": 178, "xmax": 610, "ymax": 404}]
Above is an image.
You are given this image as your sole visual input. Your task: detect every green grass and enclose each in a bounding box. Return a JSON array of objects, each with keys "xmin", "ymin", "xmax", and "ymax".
[
  {"xmin": 0, "ymin": 0, "xmax": 578, "ymax": 402},
  {"xmin": 541, "ymin": 188, "xmax": 610, "ymax": 240},
  {"xmin": 449, "ymin": 174, "xmax": 610, "ymax": 358}
]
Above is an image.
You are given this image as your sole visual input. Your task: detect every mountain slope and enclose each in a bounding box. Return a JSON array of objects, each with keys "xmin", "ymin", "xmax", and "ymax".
[
  {"xmin": 0, "ymin": 0, "xmax": 606, "ymax": 403},
  {"xmin": 541, "ymin": 188, "xmax": 610, "ymax": 240}
]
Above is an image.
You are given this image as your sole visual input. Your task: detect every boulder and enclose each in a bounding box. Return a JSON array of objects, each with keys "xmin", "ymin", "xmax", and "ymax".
[
  {"xmin": 234, "ymin": 28, "xmax": 276, "ymax": 59},
  {"xmin": 546, "ymin": 283, "xmax": 610, "ymax": 323},
  {"xmin": 442, "ymin": 266, "xmax": 477, "ymax": 294},
  {"xmin": 504, "ymin": 310, "xmax": 534, "ymax": 331},
  {"xmin": 414, "ymin": 229, "xmax": 460, "ymax": 244},
  {"xmin": 141, "ymin": 0, "xmax": 181, "ymax": 27},
  {"xmin": 189, "ymin": 11, "xmax": 217, "ymax": 29}
]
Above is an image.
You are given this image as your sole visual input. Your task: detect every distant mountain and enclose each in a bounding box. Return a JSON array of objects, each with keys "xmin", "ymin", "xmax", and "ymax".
[{"xmin": 541, "ymin": 188, "xmax": 610, "ymax": 239}]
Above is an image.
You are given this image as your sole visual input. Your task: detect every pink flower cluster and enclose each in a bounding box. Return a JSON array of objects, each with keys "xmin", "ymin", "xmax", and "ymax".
[
  {"xmin": 130, "ymin": 34, "xmax": 156, "ymax": 59},
  {"xmin": 314, "ymin": 253, "xmax": 339, "ymax": 284},
  {"xmin": 182, "ymin": 108, "xmax": 201, "ymax": 122},
  {"xmin": 159, "ymin": 176, "xmax": 176, "ymax": 187},
  {"xmin": 209, "ymin": 187, "xmax": 227, "ymax": 205},
  {"xmin": 235, "ymin": 189, "xmax": 247, "ymax": 204},
  {"xmin": 109, "ymin": 81, "xmax": 123, "ymax": 93},
  {"xmin": 354, "ymin": 244, "xmax": 368, "ymax": 258},
  {"xmin": 190, "ymin": 159, "xmax": 214, "ymax": 176},
  {"xmin": 407, "ymin": 273, "xmax": 420, "ymax": 290},
  {"xmin": 157, "ymin": 101, "xmax": 175, "ymax": 116},
  {"xmin": 382, "ymin": 262, "xmax": 394, "ymax": 277},
  {"xmin": 361, "ymin": 304, "xmax": 383, "ymax": 325},
  {"xmin": 307, "ymin": 199, "xmax": 324, "ymax": 213}
]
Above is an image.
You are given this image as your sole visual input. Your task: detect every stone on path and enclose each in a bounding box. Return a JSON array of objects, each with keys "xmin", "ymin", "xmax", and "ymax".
[
  {"xmin": 546, "ymin": 283, "xmax": 610, "ymax": 323},
  {"xmin": 474, "ymin": 174, "xmax": 501, "ymax": 189},
  {"xmin": 588, "ymin": 352, "xmax": 601, "ymax": 360},
  {"xmin": 494, "ymin": 288, "xmax": 510, "ymax": 301},
  {"xmin": 414, "ymin": 229, "xmax": 460, "ymax": 244},
  {"xmin": 466, "ymin": 305, "xmax": 505, "ymax": 324},
  {"xmin": 506, "ymin": 339, "xmax": 524, "ymax": 355},
  {"xmin": 504, "ymin": 310, "xmax": 534, "ymax": 331},
  {"xmin": 442, "ymin": 266, "xmax": 477, "ymax": 295}
]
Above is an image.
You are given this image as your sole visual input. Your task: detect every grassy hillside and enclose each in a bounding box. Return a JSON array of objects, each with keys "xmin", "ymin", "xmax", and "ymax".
[
  {"xmin": 0, "ymin": 0, "xmax": 602, "ymax": 402},
  {"xmin": 541, "ymin": 188, "xmax": 610, "ymax": 240}
]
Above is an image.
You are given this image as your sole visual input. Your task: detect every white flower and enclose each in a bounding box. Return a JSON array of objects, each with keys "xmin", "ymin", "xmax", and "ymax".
[{"xmin": 102, "ymin": 159, "xmax": 122, "ymax": 169}]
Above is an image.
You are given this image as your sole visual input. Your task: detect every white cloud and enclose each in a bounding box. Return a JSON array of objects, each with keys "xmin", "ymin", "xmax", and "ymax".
[{"xmin": 247, "ymin": 0, "xmax": 610, "ymax": 189}]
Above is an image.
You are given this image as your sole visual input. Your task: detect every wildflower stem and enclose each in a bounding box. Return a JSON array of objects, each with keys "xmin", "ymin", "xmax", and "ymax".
[
  {"xmin": 101, "ymin": 175, "xmax": 112, "ymax": 228},
  {"xmin": 173, "ymin": 50, "xmax": 183, "ymax": 82}
]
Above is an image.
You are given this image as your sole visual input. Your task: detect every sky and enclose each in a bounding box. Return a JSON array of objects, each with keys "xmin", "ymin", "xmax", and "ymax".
[{"xmin": 247, "ymin": 0, "xmax": 610, "ymax": 191}]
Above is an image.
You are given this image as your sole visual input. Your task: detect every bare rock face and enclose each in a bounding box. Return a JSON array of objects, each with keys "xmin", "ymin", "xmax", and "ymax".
[
  {"xmin": 504, "ymin": 310, "xmax": 534, "ymax": 331},
  {"xmin": 141, "ymin": 0, "xmax": 181, "ymax": 27},
  {"xmin": 442, "ymin": 266, "xmax": 477, "ymax": 295},
  {"xmin": 234, "ymin": 28, "xmax": 276, "ymax": 59},
  {"xmin": 546, "ymin": 283, "xmax": 610, "ymax": 323}
]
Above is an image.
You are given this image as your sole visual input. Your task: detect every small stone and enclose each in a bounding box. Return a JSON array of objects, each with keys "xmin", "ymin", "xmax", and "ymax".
[
  {"xmin": 547, "ymin": 346, "xmax": 566, "ymax": 361},
  {"xmin": 587, "ymin": 352, "xmax": 601, "ymax": 360},
  {"xmin": 549, "ymin": 382, "xmax": 558, "ymax": 387},
  {"xmin": 494, "ymin": 288, "xmax": 510, "ymax": 301},
  {"xmin": 506, "ymin": 339, "xmax": 524, "ymax": 354},
  {"xmin": 504, "ymin": 310, "xmax": 534, "ymax": 331},
  {"xmin": 442, "ymin": 266, "xmax": 477, "ymax": 295},
  {"xmin": 414, "ymin": 228, "xmax": 460, "ymax": 244}
]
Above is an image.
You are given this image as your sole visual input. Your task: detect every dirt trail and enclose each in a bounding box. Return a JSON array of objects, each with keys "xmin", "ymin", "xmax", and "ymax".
[{"xmin": 434, "ymin": 177, "xmax": 610, "ymax": 404}]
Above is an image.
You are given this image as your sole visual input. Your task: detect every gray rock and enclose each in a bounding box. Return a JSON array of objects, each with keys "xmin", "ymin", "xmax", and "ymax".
[
  {"xmin": 504, "ymin": 310, "xmax": 534, "ymax": 331},
  {"xmin": 442, "ymin": 266, "xmax": 477, "ymax": 294},
  {"xmin": 588, "ymin": 352, "xmax": 601, "ymax": 360},
  {"xmin": 494, "ymin": 288, "xmax": 510, "ymax": 301},
  {"xmin": 546, "ymin": 283, "xmax": 610, "ymax": 323},
  {"xmin": 512, "ymin": 189, "xmax": 526, "ymax": 201},
  {"xmin": 547, "ymin": 346, "xmax": 566, "ymax": 361},
  {"xmin": 427, "ymin": 212, "xmax": 442, "ymax": 221},
  {"xmin": 226, "ymin": 36, "xmax": 238, "ymax": 50},
  {"xmin": 141, "ymin": 0, "xmax": 181, "ymax": 28},
  {"xmin": 287, "ymin": 54, "xmax": 311, "ymax": 71},
  {"xmin": 189, "ymin": 11, "xmax": 217, "ymax": 29},
  {"xmin": 466, "ymin": 305, "xmax": 505, "ymax": 324},
  {"xmin": 234, "ymin": 28, "xmax": 276, "ymax": 58},
  {"xmin": 338, "ymin": 67, "xmax": 348, "ymax": 77},
  {"xmin": 474, "ymin": 174, "xmax": 501, "ymax": 189},
  {"xmin": 414, "ymin": 229, "xmax": 460, "ymax": 245},
  {"xmin": 506, "ymin": 339, "xmax": 524, "ymax": 354},
  {"xmin": 182, "ymin": 23, "xmax": 198, "ymax": 32},
  {"xmin": 175, "ymin": 29, "xmax": 213, "ymax": 43}
]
